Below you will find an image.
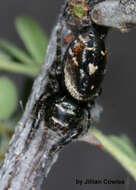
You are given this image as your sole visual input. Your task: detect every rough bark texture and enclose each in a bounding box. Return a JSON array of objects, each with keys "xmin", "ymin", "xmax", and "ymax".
[
  {"xmin": 91, "ymin": 0, "xmax": 136, "ymax": 32},
  {"xmin": 0, "ymin": 0, "xmax": 136, "ymax": 189},
  {"xmin": 0, "ymin": 26, "xmax": 63, "ymax": 190}
]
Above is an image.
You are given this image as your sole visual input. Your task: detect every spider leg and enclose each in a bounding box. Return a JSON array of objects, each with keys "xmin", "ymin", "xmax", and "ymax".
[
  {"xmin": 48, "ymin": 23, "xmax": 63, "ymax": 94},
  {"xmin": 25, "ymin": 24, "xmax": 64, "ymax": 147}
]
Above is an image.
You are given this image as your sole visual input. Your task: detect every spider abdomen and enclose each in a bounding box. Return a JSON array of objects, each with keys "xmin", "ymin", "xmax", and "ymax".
[{"xmin": 64, "ymin": 28, "xmax": 107, "ymax": 101}]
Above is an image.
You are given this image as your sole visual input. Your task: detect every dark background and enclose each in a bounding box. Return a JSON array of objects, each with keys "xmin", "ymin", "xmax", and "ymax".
[{"xmin": 0, "ymin": 0, "xmax": 136, "ymax": 189}]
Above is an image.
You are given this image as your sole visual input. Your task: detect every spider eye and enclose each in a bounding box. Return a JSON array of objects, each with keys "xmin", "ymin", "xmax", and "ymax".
[{"xmin": 64, "ymin": 28, "xmax": 107, "ymax": 101}]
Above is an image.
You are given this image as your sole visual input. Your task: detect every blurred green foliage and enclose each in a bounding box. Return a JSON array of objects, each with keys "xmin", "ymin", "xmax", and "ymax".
[
  {"xmin": 0, "ymin": 16, "xmax": 48, "ymax": 77},
  {"xmin": 0, "ymin": 15, "xmax": 135, "ymax": 182},
  {"xmin": 0, "ymin": 77, "xmax": 18, "ymax": 120}
]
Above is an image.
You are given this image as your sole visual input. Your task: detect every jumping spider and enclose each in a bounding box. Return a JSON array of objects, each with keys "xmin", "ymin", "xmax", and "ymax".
[{"xmin": 27, "ymin": 1, "xmax": 108, "ymax": 150}]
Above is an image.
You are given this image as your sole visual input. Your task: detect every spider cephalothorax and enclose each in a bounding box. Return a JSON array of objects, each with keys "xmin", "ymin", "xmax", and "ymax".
[
  {"xmin": 45, "ymin": 96, "xmax": 90, "ymax": 136},
  {"xmin": 64, "ymin": 27, "xmax": 107, "ymax": 101}
]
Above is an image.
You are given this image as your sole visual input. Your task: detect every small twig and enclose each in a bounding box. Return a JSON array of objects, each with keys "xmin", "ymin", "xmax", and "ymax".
[{"xmin": 91, "ymin": 0, "xmax": 136, "ymax": 32}]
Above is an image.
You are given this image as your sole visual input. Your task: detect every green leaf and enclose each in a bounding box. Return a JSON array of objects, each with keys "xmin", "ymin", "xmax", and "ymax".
[
  {"xmin": 91, "ymin": 129, "xmax": 136, "ymax": 181},
  {"xmin": 0, "ymin": 132, "xmax": 8, "ymax": 151},
  {"xmin": 121, "ymin": 134, "xmax": 136, "ymax": 151},
  {"xmin": 15, "ymin": 16, "xmax": 48, "ymax": 65},
  {"xmin": 0, "ymin": 77, "xmax": 18, "ymax": 120},
  {"xmin": 110, "ymin": 135, "xmax": 136, "ymax": 161},
  {"xmin": 0, "ymin": 50, "xmax": 11, "ymax": 60},
  {"xmin": 0, "ymin": 130, "xmax": 9, "ymax": 164},
  {"xmin": 0, "ymin": 57, "xmax": 39, "ymax": 77},
  {"xmin": 0, "ymin": 39, "xmax": 35, "ymax": 66}
]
